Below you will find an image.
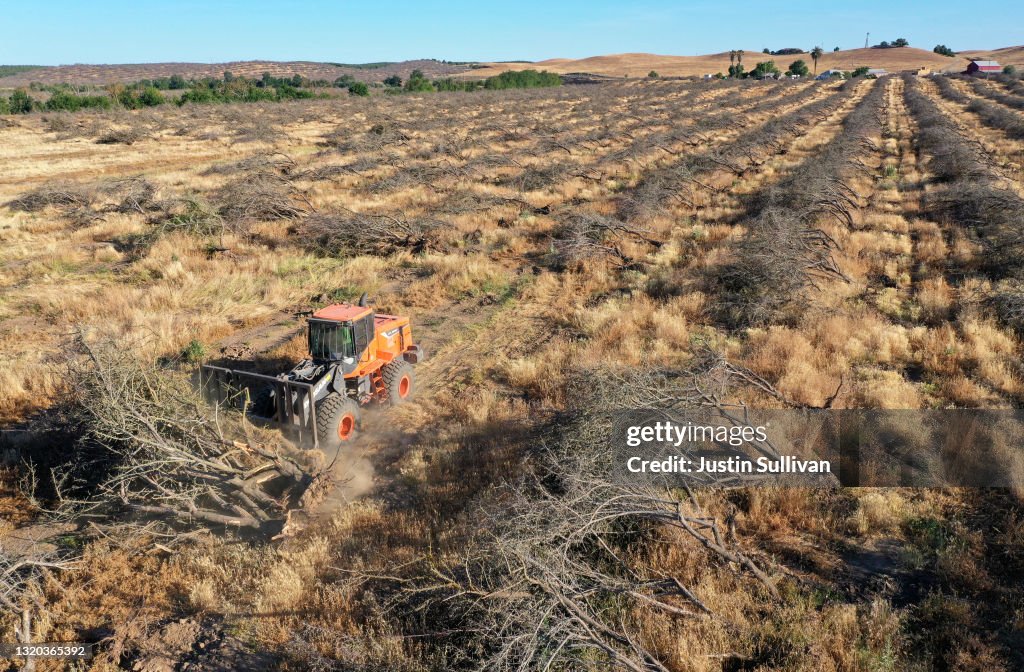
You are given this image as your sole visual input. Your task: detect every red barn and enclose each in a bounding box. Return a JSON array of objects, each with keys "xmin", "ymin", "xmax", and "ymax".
[{"xmin": 965, "ymin": 59, "xmax": 1002, "ymax": 75}]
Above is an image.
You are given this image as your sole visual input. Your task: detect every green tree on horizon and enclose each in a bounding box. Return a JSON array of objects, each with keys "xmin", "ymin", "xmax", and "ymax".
[{"xmin": 788, "ymin": 59, "xmax": 810, "ymax": 77}]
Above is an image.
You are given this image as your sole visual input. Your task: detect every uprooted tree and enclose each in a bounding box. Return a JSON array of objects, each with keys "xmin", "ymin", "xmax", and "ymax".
[
  {"xmin": 354, "ymin": 353, "xmax": 783, "ymax": 671},
  {"xmin": 549, "ymin": 211, "xmax": 659, "ymax": 269},
  {"xmin": 712, "ymin": 80, "xmax": 884, "ymax": 328},
  {"xmin": 294, "ymin": 209, "xmax": 451, "ymax": 256},
  {"xmin": 1, "ymin": 551, "xmax": 74, "ymax": 666},
  {"xmin": 61, "ymin": 332, "xmax": 324, "ymax": 533}
]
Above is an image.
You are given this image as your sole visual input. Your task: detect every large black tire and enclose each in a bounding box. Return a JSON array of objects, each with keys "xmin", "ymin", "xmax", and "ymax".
[
  {"xmin": 316, "ymin": 394, "xmax": 361, "ymax": 464},
  {"xmin": 382, "ymin": 359, "xmax": 415, "ymax": 406}
]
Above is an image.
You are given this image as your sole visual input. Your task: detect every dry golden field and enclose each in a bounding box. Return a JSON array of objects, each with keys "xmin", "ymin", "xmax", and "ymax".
[{"xmin": 1, "ymin": 74, "xmax": 1024, "ymax": 670}]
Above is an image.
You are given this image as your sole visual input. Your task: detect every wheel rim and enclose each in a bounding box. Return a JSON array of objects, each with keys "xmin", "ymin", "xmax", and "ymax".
[
  {"xmin": 338, "ymin": 413, "xmax": 355, "ymax": 440},
  {"xmin": 398, "ymin": 375, "xmax": 411, "ymax": 398}
]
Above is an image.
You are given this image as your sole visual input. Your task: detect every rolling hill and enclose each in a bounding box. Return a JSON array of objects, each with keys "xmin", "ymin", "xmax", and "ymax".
[
  {"xmin": 1, "ymin": 46, "xmax": 1021, "ymax": 89},
  {"xmin": 470, "ymin": 46, "xmax": 1024, "ymax": 78},
  {"xmin": 0, "ymin": 59, "xmax": 471, "ymax": 87}
]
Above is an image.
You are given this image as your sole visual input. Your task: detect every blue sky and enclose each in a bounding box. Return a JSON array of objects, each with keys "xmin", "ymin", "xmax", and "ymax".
[{"xmin": 2, "ymin": 0, "xmax": 1021, "ymax": 65}]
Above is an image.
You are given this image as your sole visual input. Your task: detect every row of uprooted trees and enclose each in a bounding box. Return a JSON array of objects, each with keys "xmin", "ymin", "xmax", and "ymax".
[
  {"xmin": 7, "ymin": 333, "xmax": 791, "ymax": 671},
  {"xmin": 610, "ymin": 81, "xmax": 848, "ymax": 219},
  {"xmin": 2, "ymin": 330, "xmax": 327, "ymax": 651},
  {"xmin": 27, "ymin": 330, "xmax": 325, "ymax": 532},
  {"xmin": 964, "ymin": 76, "xmax": 1024, "ymax": 112},
  {"xmin": 296, "ymin": 80, "xmax": 873, "ymax": 308},
  {"xmin": 289, "ymin": 82, "xmax": 812, "ymax": 266},
  {"xmin": 337, "ymin": 350, "xmax": 786, "ymax": 671},
  {"xmin": 903, "ymin": 74, "xmax": 1024, "ymax": 336},
  {"xmin": 933, "ymin": 75, "xmax": 1024, "ymax": 140},
  {"xmin": 283, "ymin": 80, "xmax": 852, "ymax": 268},
  {"xmin": 604, "ymin": 77, "xmax": 861, "ymax": 237},
  {"xmin": 6, "ymin": 155, "xmax": 464, "ymax": 265},
  {"xmin": 705, "ymin": 77, "xmax": 883, "ymax": 329},
  {"xmin": 8, "ymin": 79, "xmax": 865, "ymax": 277},
  {"xmin": 542, "ymin": 81, "xmax": 866, "ymax": 273}
]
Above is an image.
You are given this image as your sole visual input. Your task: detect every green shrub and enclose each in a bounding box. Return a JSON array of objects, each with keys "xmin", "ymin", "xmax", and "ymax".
[
  {"xmin": 405, "ymin": 69, "xmax": 434, "ymax": 92},
  {"xmin": 275, "ymin": 83, "xmax": 313, "ymax": 100},
  {"xmin": 117, "ymin": 88, "xmax": 141, "ymax": 109},
  {"xmin": 788, "ymin": 59, "xmax": 810, "ymax": 77},
  {"xmin": 138, "ymin": 86, "xmax": 165, "ymax": 107},
  {"xmin": 177, "ymin": 88, "xmax": 217, "ymax": 105},
  {"xmin": 9, "ymin": 89, "xmax": 34, "ymax": 114},
  {"xmin": 0, "ymin": 97, "xmax": 9, "ymax": 114},
  {"xmin": 433, "ymin": 77, "xmax": 479, "ymax": 92},
  {"xmin": 933, "ymin": 44, "xmax": 956, "ymax": 57},
  {"xmin": 180, "ymin": 339, "xmax": 206, "ymax": 363},
  {"xmin": 383, "ymin": 74, "xmax": 402, "ymax": 87},
  {"xmin": 852, "ymin": 66, "xmax": 870, "ymax": 78},
  {"xmin": 749, "ymin": 61, "xmax": 780, "ymax": 78},
  {"xmin": 348, "ymin": 81, "xmax": 369, "ymax": 96},
  {"xmin": 243, "ymin": 85, "xmax": 278, "ymax": 102},
  {"xmin": 483, "ymin": 69, "xmax": 561, "ymax": 90},
  {"xmin": 45, "ymin": 90, "xmax": 78, "ymax": 111},
  {"xmin": 46, "ymin": 90, "xmax": 112, "ymax": 112},
  {"xmin": 648, "ymin": 70, "xmax": 658, "ymax": 78}
]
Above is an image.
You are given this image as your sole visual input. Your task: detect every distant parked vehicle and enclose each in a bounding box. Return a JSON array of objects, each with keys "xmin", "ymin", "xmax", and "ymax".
[{"xmin": 816, "ymin": 69, "xmax": 846, "ymax": 81}]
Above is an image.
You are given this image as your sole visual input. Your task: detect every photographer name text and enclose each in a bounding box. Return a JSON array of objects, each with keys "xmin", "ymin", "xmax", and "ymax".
[{"xmin": 626, "ymin": 455, "xmax": 831, "ymax": 474}]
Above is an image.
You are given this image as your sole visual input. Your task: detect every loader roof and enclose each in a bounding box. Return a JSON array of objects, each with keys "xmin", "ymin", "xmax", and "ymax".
[{"xmin": 312, "ymin": 303, "xmax": 373, "ymax": 322}]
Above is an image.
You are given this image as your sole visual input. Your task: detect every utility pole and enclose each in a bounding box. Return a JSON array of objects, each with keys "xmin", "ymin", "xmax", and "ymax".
[{"xmin": 865, "ymin": 32, "xmax": 870, "ymax": 49}]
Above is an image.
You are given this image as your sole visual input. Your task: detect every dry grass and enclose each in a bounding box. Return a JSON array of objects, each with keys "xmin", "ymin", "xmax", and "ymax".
[{"xmin": 1, "ymin": 75, "xmax": 1023, "ymax": 671}]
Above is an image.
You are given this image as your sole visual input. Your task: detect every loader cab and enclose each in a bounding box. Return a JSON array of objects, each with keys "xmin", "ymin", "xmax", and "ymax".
[{"xmin": 308, "ymin": 304, "xmax": 375, "ymax": 372}]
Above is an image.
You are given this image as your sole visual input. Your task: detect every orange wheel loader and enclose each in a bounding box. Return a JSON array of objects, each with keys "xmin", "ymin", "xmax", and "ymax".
[{"xmin": 201, "ymin": 294, "xmax": 423, "ymax": 460}]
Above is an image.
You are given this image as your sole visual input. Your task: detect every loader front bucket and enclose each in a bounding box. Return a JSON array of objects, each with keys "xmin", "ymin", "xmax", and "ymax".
[{"xmin": 199, "ymin": 364, "xmax": 320, "ymax": 449}]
